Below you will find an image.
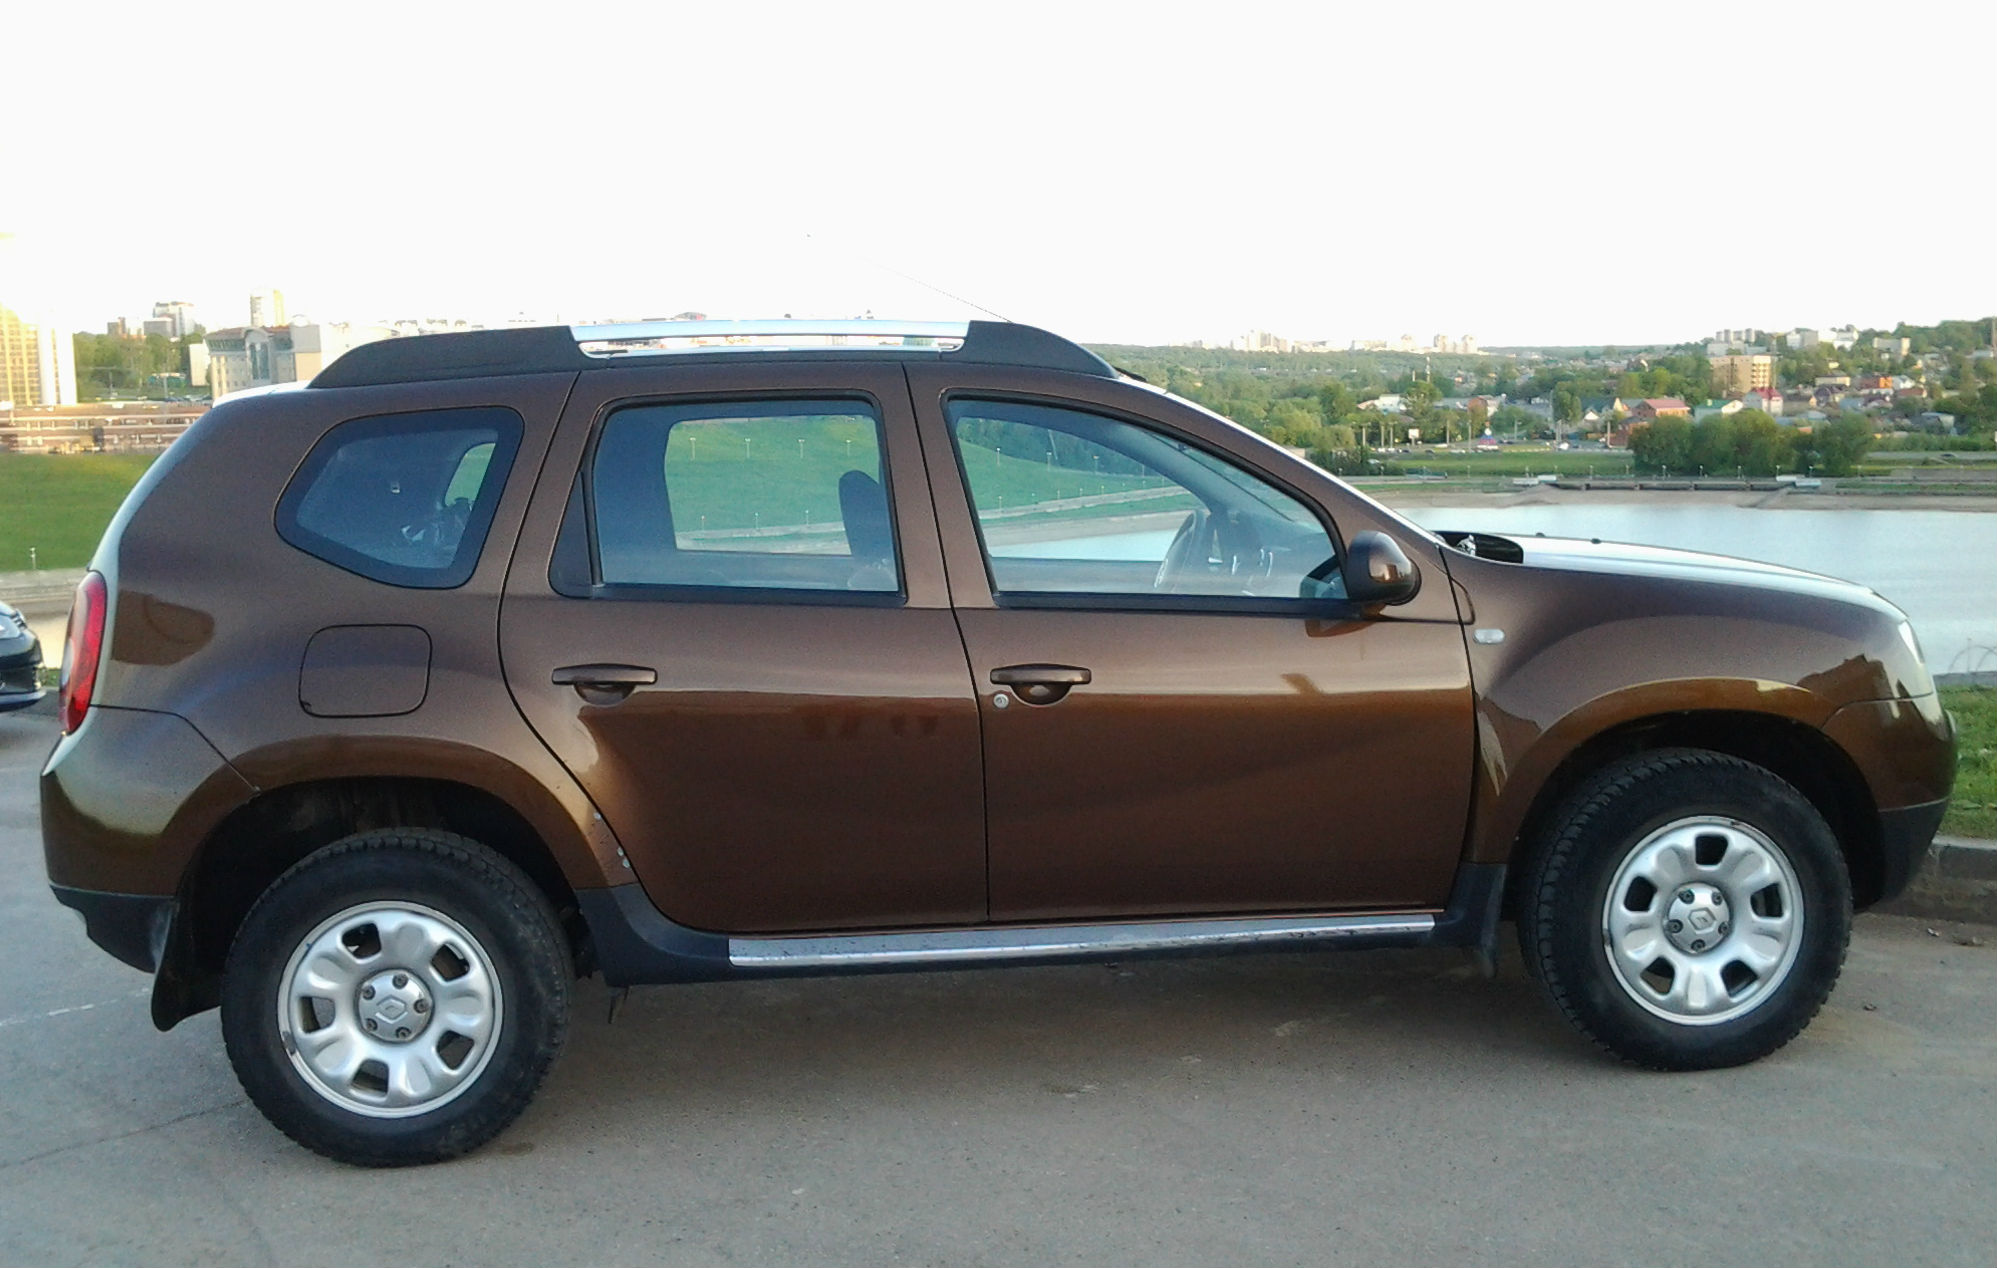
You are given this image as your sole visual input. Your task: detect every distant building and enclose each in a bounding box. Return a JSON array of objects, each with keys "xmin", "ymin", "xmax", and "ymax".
[
  {"xmin": 1359, "ymin": 394, "xmax": 1407, "ymax": 414},
  {"xmin": 0, "ymin": 302, "xmax": 78, "ymax": 407},
  {"xmin": 1710, "ymin": 353, "xmax": 1777, "ymax": 394},
  {"xmin": 1742, "ymin": 388, "xmax": 1784, "ymax": 416},
  {"xmin": 1630, "ymin": 398, "xmax": 1691, "ymax": 422},
  {"xmin": 1872, "ymin": 335, "xmax": 1911, "ymax": 357},
  {"xmin": 150, "ymin": 301, "xmax": 198, "ymax": 338},
  {"xmin": 206, "ymin": 322, "xmax": 393, "ymax": 399},
  {"xmin": 1785, "ymin": 328, "xmax": 1822, "ymax": 350},
  {"xmin": 1233, "ymin": 329, "xmax": 1291, "ymax": 354},
  {"xmin": 1825, "ymin": 325, "xmax": 1860, "ymax": 351},
  {"xmin": 247, "ymin": 288, "xmax": 287, "ymax": 329},
  {"xmin": 1692, "ymin": 399, "xmax": 1745, "ymax": 423}
]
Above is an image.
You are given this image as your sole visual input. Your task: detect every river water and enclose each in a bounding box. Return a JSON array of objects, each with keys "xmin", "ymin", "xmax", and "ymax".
[{"xmin": 1397, "ymin": 503, "xmax": 1997, "ymax": 677}]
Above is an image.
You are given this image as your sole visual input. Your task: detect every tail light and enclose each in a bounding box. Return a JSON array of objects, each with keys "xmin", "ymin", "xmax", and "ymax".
[{"xmin": 59, "ymin": 571, "xmax": 108, "ymax": 735}]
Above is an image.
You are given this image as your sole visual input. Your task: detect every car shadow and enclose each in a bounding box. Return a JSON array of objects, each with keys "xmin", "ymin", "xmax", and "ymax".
[{"xmin": 521, "ymin": 943, "xmax": 1597, "ymax": 1139}]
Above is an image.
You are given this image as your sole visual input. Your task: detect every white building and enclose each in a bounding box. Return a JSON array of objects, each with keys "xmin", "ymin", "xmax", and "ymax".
[
  {"xmin": 247, "ymin": 288, "xmax": 287, "ymax": 329},
  {"xmin": 207, "ymin": 322, "xmax": 394, "ymax": 399},
  {"xmin": 150, "ymin": 301, "xmax": 198, "ymax": 338}
]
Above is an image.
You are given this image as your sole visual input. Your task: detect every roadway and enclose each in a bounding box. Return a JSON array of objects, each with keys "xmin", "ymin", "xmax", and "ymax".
[{"xmin": 1, "ymin": 705, "xmax": 1993, "ymax": 1266}]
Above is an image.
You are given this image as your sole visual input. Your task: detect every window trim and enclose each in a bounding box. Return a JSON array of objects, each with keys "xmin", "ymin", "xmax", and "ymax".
[
  {"xmin": 941, "ymin": 392, "xmax": 1346, "ymax": 613},
  {"xmin": 560, "ymin": 390, "xmax": 909, "ymax": 606},
  {"xmin": 275, "ymin": 406, "xmax": 524, "ymax": 590}
]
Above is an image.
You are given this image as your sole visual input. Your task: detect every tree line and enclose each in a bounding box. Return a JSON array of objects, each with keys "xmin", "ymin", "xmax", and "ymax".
[{"xmin": 1627, "ymin": 410, "xmax": 1875, "ymax": 477}]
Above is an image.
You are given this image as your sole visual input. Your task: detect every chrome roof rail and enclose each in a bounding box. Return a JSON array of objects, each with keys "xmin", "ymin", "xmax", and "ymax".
[{"xmin": 572, "ymin": 319, "xmax": 969, "ymax": 357}]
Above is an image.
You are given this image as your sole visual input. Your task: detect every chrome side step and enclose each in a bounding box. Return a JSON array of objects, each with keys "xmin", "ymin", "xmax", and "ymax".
[{"xmin": 728, "ymin": 913, "xmax": 1436, "ymax": 970}]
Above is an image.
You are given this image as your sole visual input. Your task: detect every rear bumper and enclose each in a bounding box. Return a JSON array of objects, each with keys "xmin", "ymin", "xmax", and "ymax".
[
  {"xmin": 1875, "ymin": 798, "xmax": 1951, "ymax": 905},
  {"xmin": 50, "ymin": 885, "xmax": 174, "ymax": 973}
]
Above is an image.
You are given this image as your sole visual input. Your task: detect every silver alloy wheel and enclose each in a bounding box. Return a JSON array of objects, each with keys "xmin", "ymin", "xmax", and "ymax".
[
  {"xmin": 276, "ymin": 901, "xmax": 503, "ymax": 1118},
  {"xmin": 1601, "ymin": 816, "xmax": 1805, "ymax": 1026}
]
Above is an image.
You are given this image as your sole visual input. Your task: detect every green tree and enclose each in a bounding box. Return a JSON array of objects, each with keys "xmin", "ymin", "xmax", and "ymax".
[
  {"xmin": 1630, "ymin": 417, "xmax": 1694, "ymax": 474},
  {"xmin": 1317, "ymin": 381, "xmax": 1355, "ymax": 420}
]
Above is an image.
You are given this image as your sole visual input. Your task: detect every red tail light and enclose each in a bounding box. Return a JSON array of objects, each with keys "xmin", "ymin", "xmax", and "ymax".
[{"xmin": 59, "ymin": 571, "xmax": 108, "ymax": 735}]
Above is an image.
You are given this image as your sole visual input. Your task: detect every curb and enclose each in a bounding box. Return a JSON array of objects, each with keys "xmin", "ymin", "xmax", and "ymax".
[{"xmin": 1878, "ymin": 836, "xmax": 1997, "ymax": 926}]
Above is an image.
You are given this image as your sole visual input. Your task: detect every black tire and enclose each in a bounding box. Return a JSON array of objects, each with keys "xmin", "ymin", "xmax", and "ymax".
[
  {"xmin": 1518, "ymin": 749, "xmax": 1851, "ymax": 1070},
  {"xmin": 221, "ymin": 830, "xmax": 571, "ymax": 1166}
]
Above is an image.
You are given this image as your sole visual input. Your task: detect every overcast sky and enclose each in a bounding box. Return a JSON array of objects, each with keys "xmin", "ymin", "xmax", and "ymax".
[{"xmin": 4, "ymin": 1, "xmax": 1993, "ymax": 347}]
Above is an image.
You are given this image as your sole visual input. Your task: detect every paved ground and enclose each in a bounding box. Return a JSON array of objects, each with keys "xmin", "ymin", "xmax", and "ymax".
[{"xmin": 3, "ymin": 708, "xmax": 1994, "ymax": 1267}]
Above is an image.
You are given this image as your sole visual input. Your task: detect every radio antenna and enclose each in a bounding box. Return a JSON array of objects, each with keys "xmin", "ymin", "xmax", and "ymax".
[{"xmin": 803, "ymin": 233, "xmax": 1017, "ymax": 324}]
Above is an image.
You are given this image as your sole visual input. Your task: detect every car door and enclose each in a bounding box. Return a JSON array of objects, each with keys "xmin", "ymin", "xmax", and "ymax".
[
  {"xmin": 500, "ymin": 361, "xmax": 986, "ymax": 934},
  {"xmin": 907, "ymin": 364, "xmax": 1476, "ymax": 922}
]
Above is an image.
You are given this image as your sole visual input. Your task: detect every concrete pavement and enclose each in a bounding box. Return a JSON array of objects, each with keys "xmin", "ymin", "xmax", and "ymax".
[{"xmin": 2, "ymin": 706, "xmax": 1994, "ymax": 1267}]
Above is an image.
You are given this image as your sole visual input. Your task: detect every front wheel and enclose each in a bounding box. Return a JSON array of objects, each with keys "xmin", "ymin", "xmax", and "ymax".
[
  {"xmin": 1520, "ymin": 750, "xmax": 1851, "ymax": 1070},
  {"xmin": 221, "ymin": 830, "xmax": 571, "ymax": 1166}
]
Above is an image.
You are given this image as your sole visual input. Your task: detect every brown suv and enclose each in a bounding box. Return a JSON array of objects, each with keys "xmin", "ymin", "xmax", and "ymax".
[{"xmin": 42, "ymin": 320, "xmax": 1953, "ymax": 1166}]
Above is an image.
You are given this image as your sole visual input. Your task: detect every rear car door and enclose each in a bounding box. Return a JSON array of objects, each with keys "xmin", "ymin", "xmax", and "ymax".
[
  {"xmin": 909, "ymin": 364, "xmax": 1476, "ymax": 922},
  {"xmin": 500, "ymin": 362, "xmax": 986, "ymax": 934}
]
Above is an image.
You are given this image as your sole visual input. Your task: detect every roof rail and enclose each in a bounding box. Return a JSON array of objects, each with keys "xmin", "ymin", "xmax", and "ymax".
[
  {"xmin": 574, "ymin": 319, "xmax": 969, "ymax": 355},
  {"xmin": 310, "ymin": 319, "xmax": 1113, "ymax": 388}
]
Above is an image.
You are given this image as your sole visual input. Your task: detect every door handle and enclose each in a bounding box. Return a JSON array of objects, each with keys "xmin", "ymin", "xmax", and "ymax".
[
  {"xmin": 989, "ymin": 663, "xmax": 1091, "ymax": 705},
  {"xmin": 552, "ymin": 663, "xmax": 657, "ymax": 706}
]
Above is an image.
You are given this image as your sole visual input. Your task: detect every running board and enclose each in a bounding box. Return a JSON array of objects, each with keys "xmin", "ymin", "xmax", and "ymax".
[
  {"xmin": 574, "ymin": 864, "xmax": 1506, "ymax": 988},
  {"xmin": 729, "ymin": 913, "xmax": 1435, "ymax": 970}
]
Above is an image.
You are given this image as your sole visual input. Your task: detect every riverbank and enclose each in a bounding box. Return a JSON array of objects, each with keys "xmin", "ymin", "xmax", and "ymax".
[{"xmin": 1366, "ymin": 484, "xmax": 1997, "ymax": 512}]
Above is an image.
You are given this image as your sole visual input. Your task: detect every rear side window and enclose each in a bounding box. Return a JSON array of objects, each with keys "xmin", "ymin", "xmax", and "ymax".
[
  {"xmin": 587, "ymin": 398, "xmax": 900, "ymax": 597},
  {"xmin": 277, "ymin": 407, "xmax": 523, "ymax": 588}
]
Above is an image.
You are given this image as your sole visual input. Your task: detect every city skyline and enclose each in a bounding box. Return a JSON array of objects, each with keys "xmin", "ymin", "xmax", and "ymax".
[{"xmin": 4, "ymin": 3, "xmax": 1993, "ymax": 348}]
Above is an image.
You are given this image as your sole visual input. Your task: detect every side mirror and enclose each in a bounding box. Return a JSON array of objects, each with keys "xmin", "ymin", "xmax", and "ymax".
[{"xmin": 1342, "ymin": 531, "xmax": 1422, "ymax": 606}]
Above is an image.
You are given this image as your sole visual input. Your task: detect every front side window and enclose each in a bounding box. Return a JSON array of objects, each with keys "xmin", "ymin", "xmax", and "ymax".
[
  {"xmin": 946, "ymin": 398, "xmax": 1338, "ymax": 602},
  {"xmin": 589, "ymin": 398, "xmax": 899, "ymax": 595},
  {"xmin": 277, "ymin": 407, "xmax": 522, "ymax": 588}
]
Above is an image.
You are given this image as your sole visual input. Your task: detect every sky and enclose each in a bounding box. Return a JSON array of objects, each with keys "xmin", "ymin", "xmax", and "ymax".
[{"xmin": 3, "ymin": 0, "xmax": 1994, "ymax": 348}]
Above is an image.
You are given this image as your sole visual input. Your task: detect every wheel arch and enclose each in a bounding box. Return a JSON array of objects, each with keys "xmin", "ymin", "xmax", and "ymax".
[
  {"xmin": 1498, "ymin": 709, "xmax": 1885, "ymax": 917},
  {"xmin": 155, "ymin": 771, "xmax": 607, "ymax": 1029}
]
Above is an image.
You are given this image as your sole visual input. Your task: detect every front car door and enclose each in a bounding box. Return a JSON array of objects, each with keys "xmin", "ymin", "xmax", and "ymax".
[
  {"xmin": 500, "ymin": 362, "xmax": 985, "ymax": 934},
  {"xmin": 908, "ymin": 364, "xmax": 1476, "ymax": 922}
]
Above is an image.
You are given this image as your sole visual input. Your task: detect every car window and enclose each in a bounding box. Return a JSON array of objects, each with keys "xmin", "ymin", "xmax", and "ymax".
[
  {"xmin": 590, "ymin": 398, "xmax": 899, "ymax": 595},
  {"xmin": 946, "ymin": 398, "xmax": 1339, "ymax": 601},
  {"xmin": 277, "ymin": 407, "xmax": 522, "ymax": 589}
]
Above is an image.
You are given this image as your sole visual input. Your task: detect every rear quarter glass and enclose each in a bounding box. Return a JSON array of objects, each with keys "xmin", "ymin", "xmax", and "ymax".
[{"xmin": 275, "ymin": 407, "xmax": 524, "ymax": 589}]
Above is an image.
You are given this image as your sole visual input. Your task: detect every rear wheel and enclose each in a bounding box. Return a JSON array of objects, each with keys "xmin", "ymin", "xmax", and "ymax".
[
  {"xmin": 221, "ymin": 830, "xmax": 570, "ymax": 1166},
  {"xmin": 1520, "ymin": 749, "xmax": 1851, "ymax": 1070}
]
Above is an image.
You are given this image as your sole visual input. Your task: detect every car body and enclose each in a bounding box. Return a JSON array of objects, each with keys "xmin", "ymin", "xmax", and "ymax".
[
  {"xmin": 41, "ymin": 319, "xmax": 1954, "ymax": 1165},
  {"xmin": 0, "ymin": 599, "xmax": 44, "ymax": 713}
]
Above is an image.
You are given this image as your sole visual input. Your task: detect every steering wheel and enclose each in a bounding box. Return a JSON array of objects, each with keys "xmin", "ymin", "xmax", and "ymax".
[{"xmin": 1153, "ymin": 510, "xmax": 1211, "ymax": 592}]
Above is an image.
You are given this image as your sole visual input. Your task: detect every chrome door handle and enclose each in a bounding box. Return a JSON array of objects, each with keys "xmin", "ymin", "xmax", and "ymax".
[
  {"xmin": 989, "ymin": 664, "xmax": 1091, "ymax": 705},
  {"xmin": 552, "ymin": 663, "xmax": 657, "ymax": 705}
]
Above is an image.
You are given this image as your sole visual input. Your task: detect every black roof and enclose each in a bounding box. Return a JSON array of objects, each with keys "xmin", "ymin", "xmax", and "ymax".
[{"xmin": 310, "ymin": 321, "xmax": 1115, "ymax": 388}]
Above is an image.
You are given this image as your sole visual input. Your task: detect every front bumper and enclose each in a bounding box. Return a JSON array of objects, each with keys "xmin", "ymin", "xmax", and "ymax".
[
  {"xmin": 0, "ymin": 638, "xmax": 43, "ymax": 713},
  {"xmin": 1876, "ymin": 798, "xmax": 1951, "ymax": 905}
]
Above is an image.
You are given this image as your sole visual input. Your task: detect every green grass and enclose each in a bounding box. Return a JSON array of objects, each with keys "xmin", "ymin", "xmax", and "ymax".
[
  {"xmin": 1941, "ymin": 685, "xmax": 1996, "ymax": 839},
  {"xmin": 1387, "ymin": 448, "xmax": 1640, "ymax": 479},
  {"xmin": 0, "ymin": 453, "xmax": 159, "ymax": 572}
]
